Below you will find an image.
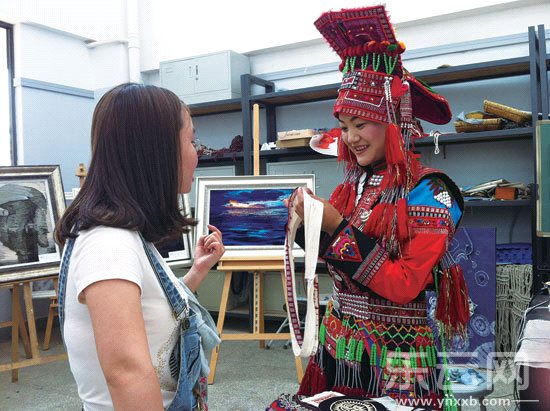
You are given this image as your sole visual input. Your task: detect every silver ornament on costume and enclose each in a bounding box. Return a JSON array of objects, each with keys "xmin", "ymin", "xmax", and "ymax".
[
  {"xmin": 367, "ymin": 174, "xmax": 383, "ymax": 186},
  {"xmin": 434, "ymin": 191, "xmax": 452, "ymax": 208}
]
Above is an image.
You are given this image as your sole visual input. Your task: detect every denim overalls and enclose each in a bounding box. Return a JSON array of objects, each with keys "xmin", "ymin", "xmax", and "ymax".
[{"xmin": 58, "ymin": 234, "xmax": 202, "ymax": 411}]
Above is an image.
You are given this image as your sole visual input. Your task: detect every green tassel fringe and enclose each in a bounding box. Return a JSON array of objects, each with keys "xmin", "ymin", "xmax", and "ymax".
[
  {"xmin": 380, "ymin": 345, "xmax": 388, "ymax": 369},
  {"xmin": 319, "ymin": 321, "xmax": 326, "ymax": 346},
  {"xmin": 346, "ymin": 338, "xmax": 357, "ymax": 361},
  {"xmin": 336, "ymin": 337, "xmax": 346, "ymax": 360},
  {"xmin": 368, "ymin": 343, "xmax": 376, "ymax": 366},
  {"xmin": 356, "ymin": 340, "xmax": 365, "ymax": 363}
]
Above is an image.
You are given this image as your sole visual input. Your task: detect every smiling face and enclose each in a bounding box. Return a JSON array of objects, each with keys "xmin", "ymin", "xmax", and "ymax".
[{"xmin": 339, "ymin": 115, "xmax": 388, "ymax": 167}]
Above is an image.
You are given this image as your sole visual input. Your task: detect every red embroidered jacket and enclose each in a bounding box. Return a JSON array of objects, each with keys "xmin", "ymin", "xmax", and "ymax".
[{"xmin": 299, "ymin": 165, "xmax": 463, "ymax": 306}]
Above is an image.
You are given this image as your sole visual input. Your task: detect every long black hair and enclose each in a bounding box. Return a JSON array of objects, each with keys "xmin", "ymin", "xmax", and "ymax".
[{"xmin": 55, "ymin": 83, "xmax": 195, "ymax": 244}]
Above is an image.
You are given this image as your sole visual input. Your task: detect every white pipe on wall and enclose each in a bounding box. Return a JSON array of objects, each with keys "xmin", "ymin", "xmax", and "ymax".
[
  {"xmin": 12, "ymin": 23, "xmax": 24, "ymax": 165},
  {"xmin": 126, "ymin": 0, "xmax": 141, "ymax": 83}
]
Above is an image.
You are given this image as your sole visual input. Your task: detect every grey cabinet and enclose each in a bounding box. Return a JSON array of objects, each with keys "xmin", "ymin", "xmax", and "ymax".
[{"xmin": 160, "ymin": 50, "xmax": 250, "ymax": 104}]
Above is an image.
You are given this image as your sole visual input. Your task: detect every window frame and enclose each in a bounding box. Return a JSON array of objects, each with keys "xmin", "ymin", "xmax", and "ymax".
[{"xmin": 0, "ymin": 21, "xmax": 16, "ymax": 165}]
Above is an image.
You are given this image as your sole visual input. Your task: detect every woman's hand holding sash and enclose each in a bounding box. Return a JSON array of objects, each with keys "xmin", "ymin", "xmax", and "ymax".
[{"xmin": 284, "ymin": 188, "xmax": 323, "ymax": 357}]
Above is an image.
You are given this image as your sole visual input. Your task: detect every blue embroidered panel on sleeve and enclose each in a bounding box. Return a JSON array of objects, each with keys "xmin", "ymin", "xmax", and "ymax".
[{"xmin": 407, "ymin": 178, "xmax": 462, "ymax": 226}]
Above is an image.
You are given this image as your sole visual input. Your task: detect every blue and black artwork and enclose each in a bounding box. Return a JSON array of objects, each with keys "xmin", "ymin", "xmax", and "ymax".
[
  {"xmin": 209, "ymin": 188, "xmax": 293, "ymax": 246},
  {"xmin": 0, "ymin": 183, "xmax": 51, "ymax": 266}
]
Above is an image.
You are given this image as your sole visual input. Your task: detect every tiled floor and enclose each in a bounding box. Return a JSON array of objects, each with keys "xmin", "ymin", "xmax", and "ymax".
[
  {"xmin": 0, "ymin": 318, "xmax": 519, "ymax": 410},
  {"xmin": 0, "ymin": 318, "xmax": 300, "ymax": 410}
]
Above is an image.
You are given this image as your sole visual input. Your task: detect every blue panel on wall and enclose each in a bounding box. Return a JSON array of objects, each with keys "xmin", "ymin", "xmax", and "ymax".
[
  {"xmin": 427, "ymin": 227, "xmax": 497, "ymax": 369},
  {"xmin": 22, "ymin": 87, "xmax": 94, "ymax": 192}
]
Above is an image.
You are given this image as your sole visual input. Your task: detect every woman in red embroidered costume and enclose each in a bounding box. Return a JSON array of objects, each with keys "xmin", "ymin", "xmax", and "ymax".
[{"xmin": 268, "ymin": 6, "xmax": 469, "ymax": 411}]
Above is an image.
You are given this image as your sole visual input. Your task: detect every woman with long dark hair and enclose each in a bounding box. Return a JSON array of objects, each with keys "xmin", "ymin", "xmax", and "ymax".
[{"xmin": 55, "ymin": 83, "xmax": 224, "ymax": 410}]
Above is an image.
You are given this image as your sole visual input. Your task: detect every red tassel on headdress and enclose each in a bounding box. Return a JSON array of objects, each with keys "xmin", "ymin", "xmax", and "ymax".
[
  {"xmin": 329, "ymin": 183, "xmax": 345, "ymax": 212},
  {"xmin": 343, "ymin": 184, "xmax": 357, "ymax": 218},
  {"xmin": 363, "ymin": 203, "xmax": 385, "ymax": 238},
  {"xmin": 383, "ymin": 203, "xmax": 396, "ymax": 241},
  {"xmin": 338, "ymin": 132, "xmax": 355, "ymax": 164},
  {"xmin": 329, "ymin": 155, "xmax": 362, "ymax": 219},
  {"xmin": 396, "ymin": 198, "xmax": 410, "ymax": 242},
  {"xmin": 436, "ymin": 264, "xmax": 470, "ymax": 340},
  {"xmin": 328, "ymin": 133, "xmax": 358, "ymax": 218},
  {"xmin": 329, "ymin": 181, "xmax": 357, "ymax": 219},
  {"xmin": 385, "ymin": 123, "xmax": 405, "ymax": 167},
  {"xmin": 297, "ymin": 357, "xmax": 327, "ymax": 396}
]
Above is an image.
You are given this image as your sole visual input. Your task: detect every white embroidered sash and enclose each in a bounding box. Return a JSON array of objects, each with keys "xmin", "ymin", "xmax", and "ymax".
[{"xmin": 284, "ymin": 189, "xmax": 323, "ymax": 357}]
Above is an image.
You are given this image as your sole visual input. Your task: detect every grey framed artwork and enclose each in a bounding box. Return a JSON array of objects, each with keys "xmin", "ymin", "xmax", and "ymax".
[
  {"xmin": 194, "ymin": 175, "xmax": 314, "ymax": 258},
  {"xmin": 154, "ymin": 194, "xmax": 193, "ymax": 267},
  {"xmin": 0, "ymin": 165, "xmax": 66, "ymax": 284}
]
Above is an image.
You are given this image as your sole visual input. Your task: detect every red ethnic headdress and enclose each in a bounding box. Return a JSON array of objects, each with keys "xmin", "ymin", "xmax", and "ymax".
[{"xmin": 315, "ymin": 6, "xmax": 452, "ymax": 257}]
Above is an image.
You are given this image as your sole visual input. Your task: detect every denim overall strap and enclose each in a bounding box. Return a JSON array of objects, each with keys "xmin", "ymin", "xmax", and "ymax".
[
  {"xmin": 139, "ymin": 235, "xmax": 200, "ymax": 411},
  {"xmin": 138, "ymin": 234, "xmax": 189, "ymax": 320},
  {"xmin": 57, "ymin": 237, "xmax": 76, "ymax": 338}
]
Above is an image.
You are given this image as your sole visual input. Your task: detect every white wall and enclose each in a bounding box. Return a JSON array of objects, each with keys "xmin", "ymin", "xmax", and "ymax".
[
  {"xmin": 247, "ymin": 0, "xmax": 550, "ymax": 80},
  {"xmin": 0, "ymin": 0, "xmax": 125, "ymax": 40},
  {"xmin": 137, "ymin": 0, "xmax": 548, "ymax": 71},
  {"xmin": 2, "ymin": 0, "xmax": 548, "ymax": 90},
  {"xmin": 398, "ymin": 1, "xmax": 549, "ymax": 48},
  {"xmin": 19, "ymin": 24, "xmax": 94, "ymax": 88}
]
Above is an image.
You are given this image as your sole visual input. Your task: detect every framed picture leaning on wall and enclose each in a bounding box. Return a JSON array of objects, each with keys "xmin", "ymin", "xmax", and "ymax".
[
  {"xmin": 194, "ymin": 174, "xmax": 315, "ymax": 258},
  {"xmin": 154, "ymin": 193, "xmax": 194, "ymax": 268},
  {"xmin": 0, "ymin": 165, "xmax": 66, "ymax": 284}
]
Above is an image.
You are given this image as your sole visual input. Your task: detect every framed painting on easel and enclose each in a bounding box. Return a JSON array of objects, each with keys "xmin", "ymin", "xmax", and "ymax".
[
  {"xmin": 154, "ymin": 193, "xmax": 193, "ymax": 267},
  {"xmin": 0, "ymin": 165, "xmax": 65, "ymax": 284},
  {"xmin": 194, "ymin": 174, "xmax": 314, "ymax": 258}
]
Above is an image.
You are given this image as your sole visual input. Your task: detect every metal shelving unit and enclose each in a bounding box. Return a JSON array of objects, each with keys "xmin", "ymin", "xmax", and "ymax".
[
  {"xmin": 189, "ymin": 98, "xmax": 241, "ymax": 117},
  {"xmin": 531, "ymin": 25, "xmax": 550, "ymax": 289},
  {"xmin": 415, "ymin": 128, "xmax": 533, "ymax": 146},
  {"xmin": 464, "ymin": 200, "xmax": 530, "ymax": 208},
  {"xmin": 243, "ymin": 58, "xmax": 538, "ymax": 149},
  {"xmin": 196, "ymin": 151, "xmax": 244, "ymax": 163},
  {"xmin": 191, "ymin": 48, "xmax": 539, "ymax": 171}
]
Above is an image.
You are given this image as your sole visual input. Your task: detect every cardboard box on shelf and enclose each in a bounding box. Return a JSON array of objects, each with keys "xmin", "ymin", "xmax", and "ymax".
[
  {"xmin": 495, "ymin": 186, "xmax": 517, "ymax": 200},
  {"xmin": 277, "ymin": 129, "xmax": 318, "ymax": 140},
  {"xmin": 275, "ymin": 137, "xmax": 311, "ymax": 149}
]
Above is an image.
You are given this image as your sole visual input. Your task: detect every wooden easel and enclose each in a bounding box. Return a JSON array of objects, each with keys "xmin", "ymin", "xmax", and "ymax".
[
  {"xmin": 76, "ymin": 163, "xmax": 87, "ymax": 188},
  {"xmin": 207, "ymin": 256, "xmax": 304, "ymax": 384},
  {"xmin": 0, "ymin": 276, "xmax": 67, "ymax": 381},
  {"xmin": 208, "ymin": 104, "xmax": 304, "ymax": 384},
  {"xmin": 1, "ymin": 164, "xmax": 86, "ymax": 381}
]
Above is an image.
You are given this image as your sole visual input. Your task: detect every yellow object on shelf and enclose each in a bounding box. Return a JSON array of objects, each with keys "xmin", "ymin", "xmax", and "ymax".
[
  {"xmin": 277, "ymin": 129, "xmax": 318, "ymax": 140},
  {"xmin": 276, "ymin": 137, "xmax": 312, "ymax": 149},
  {"xmin": 484, "ymin": 100, "xmax": 531, "ymax": 124},
  {"xmin": 454, "ymin": 118, "xmax": 503, "ymax": 133}
]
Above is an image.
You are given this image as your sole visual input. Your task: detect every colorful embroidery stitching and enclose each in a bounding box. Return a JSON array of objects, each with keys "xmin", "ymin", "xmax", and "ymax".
[{"xmin": 324, "ymin": 226, "xmax": 362, "ymax": 261}]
